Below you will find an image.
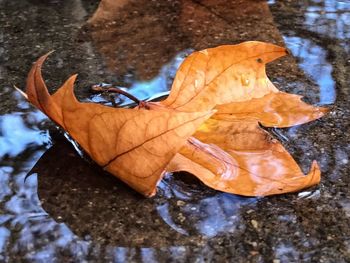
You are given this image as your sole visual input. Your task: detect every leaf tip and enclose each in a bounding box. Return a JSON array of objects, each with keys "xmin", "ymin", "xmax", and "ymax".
[
  {"xmin": 285, "ymin": 47, "xmax": 291, "ymax": 56},
  {"xmin": 71, "ymin": 74, "xmax": 79, "ymax": 81},
  {"xmin": 13, "ymin": 85, "xmax": 28, "ymax": 99},
  {"xmin": 308, "ymin": 160, "xmax": 321, "ymax": 185},
  {"xmin": 36, "ymin": 51, "xmax": 55, "ymax": 66},
  {"xmin": 318, "ymin": 106, "xmax": 330, "ymax": 115},
  {"xmin": 144, "ymin": 188, "xmax": 157, "ymax": 198}
]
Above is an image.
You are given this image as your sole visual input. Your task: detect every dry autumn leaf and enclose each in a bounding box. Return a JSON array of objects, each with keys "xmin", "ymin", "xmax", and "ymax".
[
  {"xmin": 24, "ymin": 53, "xmax": 213, "ymax": 197},
  {"xmin": 21, "ymin": 41, "xmax": 327, "ymax": 197},
  {"xmin": 167, "ymin": 118, "xmax": 322, "ymax": 196},
  {"xmin": 164, "ymin": 42, "xmax": 328, "ymax": 196},
  {"xmin": 159, "ymin": 41, "xmax": 287, "ymax": 112},
  {"xmin": 214, "ymin": 92, "xmax": 327, "ymax": 128}
]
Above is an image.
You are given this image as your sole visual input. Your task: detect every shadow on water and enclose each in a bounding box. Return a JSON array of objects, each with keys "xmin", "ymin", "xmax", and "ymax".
[
  {"xmin": 31, "ymin": 133, "xmax": 256, "ymax": 246},
  {"xmin": 0, "ymin": 103, "xmax": 257, "ymax": 261},
  {"xmin": 1, "ymin": 0, "xmax": 350, "ymax": 261},
  {"xmin": 0, "ymin": 90, "xmax": 257, "ymax": 261}
]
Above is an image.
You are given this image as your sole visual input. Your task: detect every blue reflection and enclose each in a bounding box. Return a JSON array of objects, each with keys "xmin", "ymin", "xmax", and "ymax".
[
  {"xmin": 158, "ymin": 175, "xmax": 256, "ymax": 238},
  {"xmin": 157, "ymin": 203, "xmax": 188, "ymax": 235},
  {"xmin": 123, "ymin": 50, "xmax": 190, "ymax": 104},
  {"xmin": 141, "ymin": 248, "xmax": 157, "ymax": 263},
  {"xmin": 1, "ymin": 1, "xmax": 346, "ymax": 260},
  {"xmin": 113, "ymin": 247, "xmax": 128, "ymax": 263},
  {"xmin": 188, "ymin": 193, "xmax": 253, "ymax": 237},
  {"xmin": 0, "ymin": 111, "xmax": 50, "ymax": 159},
  {"xmin": 0, "ymin": 167, "xmax": 12, "ymax": 201},
  {"xmin": 0, "ymin": 227, "xmax": 10, "ymax": 253},
  {"xmin": 305, "ymin": 0, "xmax": 350, "ymax": 40},
  {"xmin": 284, "ymin": 36, "xmax": 336, "ymax": 104},
  {"xmin": 90, "ymin": 50, "xmax": 191, "ymax": 106}
]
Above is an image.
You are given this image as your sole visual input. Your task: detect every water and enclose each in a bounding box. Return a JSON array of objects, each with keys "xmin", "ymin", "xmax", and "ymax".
[
  {"xmin": 88, "ymin": 50, "xmax": 190, "ymax": 107},
  {"xmin": 283, "ymin": 36, "xmax": 336, "ymax": 104},
  {"xmin": 0, "ymin": 0, "xmax": 349, "ymax": 262},
  {"xmin": 275, "ymin": 0, "xmax": 350, "ymax": 105},
  {"xmin": 0, "ymin": 87, "xmax": 259, "ymax": 260}
]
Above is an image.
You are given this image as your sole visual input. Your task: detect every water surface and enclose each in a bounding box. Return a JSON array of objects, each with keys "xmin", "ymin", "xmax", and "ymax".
[{"xmin": 0, "ymin": 0, "xmax": 349, "ymax": 262}]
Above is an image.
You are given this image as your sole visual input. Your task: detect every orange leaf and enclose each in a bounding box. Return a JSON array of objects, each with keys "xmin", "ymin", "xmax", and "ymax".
[
  {"xmin": 163, "ymin": 42, "xmax": 327, "ymax": 196},
  {"xmin": 214, "ymin": 92, "xmax": 328, "ymax": 128},
  {"xmin": 22, "ymin": 41, "xmax": 327, "ymax": 198},
  {"xmin": 167, "ymin": 118, "xmax": 320, "ymax": 196},
  {"xmin": 160, "ymin": 41, "xmax": 287, "ymax": 111},
  {"xmin": 26, "ymin": 52, "xmax": 67, "ymax": 127},
  {"xmin": 24, "ymin": 54, "xmax": 213, "ymax": 197}
]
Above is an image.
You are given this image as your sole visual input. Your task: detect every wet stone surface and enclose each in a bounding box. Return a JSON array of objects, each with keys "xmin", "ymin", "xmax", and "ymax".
[{"xmin": 0, "ymin": 0, "xmax": 349, "ymax": 262}]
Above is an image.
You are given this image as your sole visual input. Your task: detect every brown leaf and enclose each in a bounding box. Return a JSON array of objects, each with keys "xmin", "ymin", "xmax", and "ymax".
[
  {"xmin": 25, "ymin": 54, "xmax": 213, "ymax": 196},
  {"xmin": 164, "ymin": 42, "xmax": 327, "ymax": 196},
  {"xmin": 26, "ymin": 52, "xmax": 67, "ymax": 127},
  {"xmin": 22, "ymin": 41, "xmax": 327, "ymax": 198},
  {"xmin": 160, "ymin": 41, "xmax": 287, "ymax": 111},
  {"xmin": 167, "ymin": 118, "xmax": 321, "ymax": 196}
]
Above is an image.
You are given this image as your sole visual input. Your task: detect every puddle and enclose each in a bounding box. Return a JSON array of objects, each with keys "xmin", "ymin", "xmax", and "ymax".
[
  {"xmin": 88, "ymin": 50, "xmax": 191, "ymax": 107},
  {"xmin": 283, "ymin": 36, "xmax": 336, "ymax": 104},
  {"xmin": 0, "ymin": 87, "xmax": 258, "ymax": 260},
  {"xmin": 304, "ymin": 0, "xmax": 350, "ymax": 40},
  {"xmin": 0, "ymin": 0, "xmax": 349, "ymax": 261}
]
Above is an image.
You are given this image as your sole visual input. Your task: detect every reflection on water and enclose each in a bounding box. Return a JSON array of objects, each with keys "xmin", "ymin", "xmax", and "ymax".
[
  {"xmin": 284, "ymin": 36, "xmax": 335, "ymax": 104},
  {"xmin": 0, "ymin": 36, "xmax": 261, "ymax": 263},
  {"xmin": 0, "ymin": 84, "xmax": 258, "ymax": 259},
  {"xmin": 89, "ymin": 50, "xmax": 190, "ymax": 106},
  {"xmin": 304, "ymin": 0, "xmax": 350, "ymax": 40},
  {"xmin": 0, "ymin": 89, "xmax": 51, "ymax": 159},
  {"xmin": 0, "ymin": 0, "xmax": 349, "ymax": 261},
  {"xmin": 126, "ymin": 50, "xmax": 190, "ymax": 104},
  {"xmin": 31, "ymin": 134, "xmax": 257, "ymax": 244},
  {"xmin": 159, "ymin": 175, "xmax": 256, "ymax": 238},
  {"xmin": 2, "ymin": 129, "xmax": 256, "ymax": 260},
  {"xmin": 181, "ymin": 194, "xmax": 251, "ymax": 237},
  {"xmin": 0, "ymin": 89, "xmax": 52, "ymax": 261},
  {"xmin": 0, "ymin": 112, "xmax": 50, "ymax": 158},
  {"xmin": 270, "ymin": 0, "xmax": 350, "ymax": 104}
]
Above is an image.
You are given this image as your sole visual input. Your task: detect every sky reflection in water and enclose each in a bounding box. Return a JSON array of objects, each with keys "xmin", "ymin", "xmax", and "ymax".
[
  {"xmin": 0, "ymin": 88, "xmax": 256, "ymax": 261},
  {"xmin": 89, "ymin": 50, "xmax": 191, "ymax": 106},
  {"xmin": 0, "ymin": 112, "xmax": 49, "ymax": 158},
  {"xmin": 0, "ymin": 0, "xmax": 346, "ymax": 261},
  {"xmin": 305, "ymin": 0, "xmax": 350, "ymax": 40},
  {"xmin": 283, "ymin": 36, "xmax": 336, "ymax": 104}
]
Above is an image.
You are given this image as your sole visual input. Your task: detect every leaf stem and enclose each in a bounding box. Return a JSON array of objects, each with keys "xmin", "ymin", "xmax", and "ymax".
[{"xmin": 91, "ymin": 85, "xmax": 141, "ymax": 105}]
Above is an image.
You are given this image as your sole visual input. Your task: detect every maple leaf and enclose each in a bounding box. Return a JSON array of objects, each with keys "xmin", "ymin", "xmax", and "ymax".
[
  {"xmin": 159, "ymin": 41, "xmax": 287, "ymax": 112},
  {"xmin": 167, "ymin": 118, "xmax": 321, "ymax": 196},
  {"xmin": 25, "ymin": 53, "xmax": 213, "ymax": 197},
  {"xmin": 163, "ymin": 42, "xmax": 328, "ymax": 196},
  {"xmin": 21, "ymin": 41, "xmax": 327, "ymax": 197}
]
